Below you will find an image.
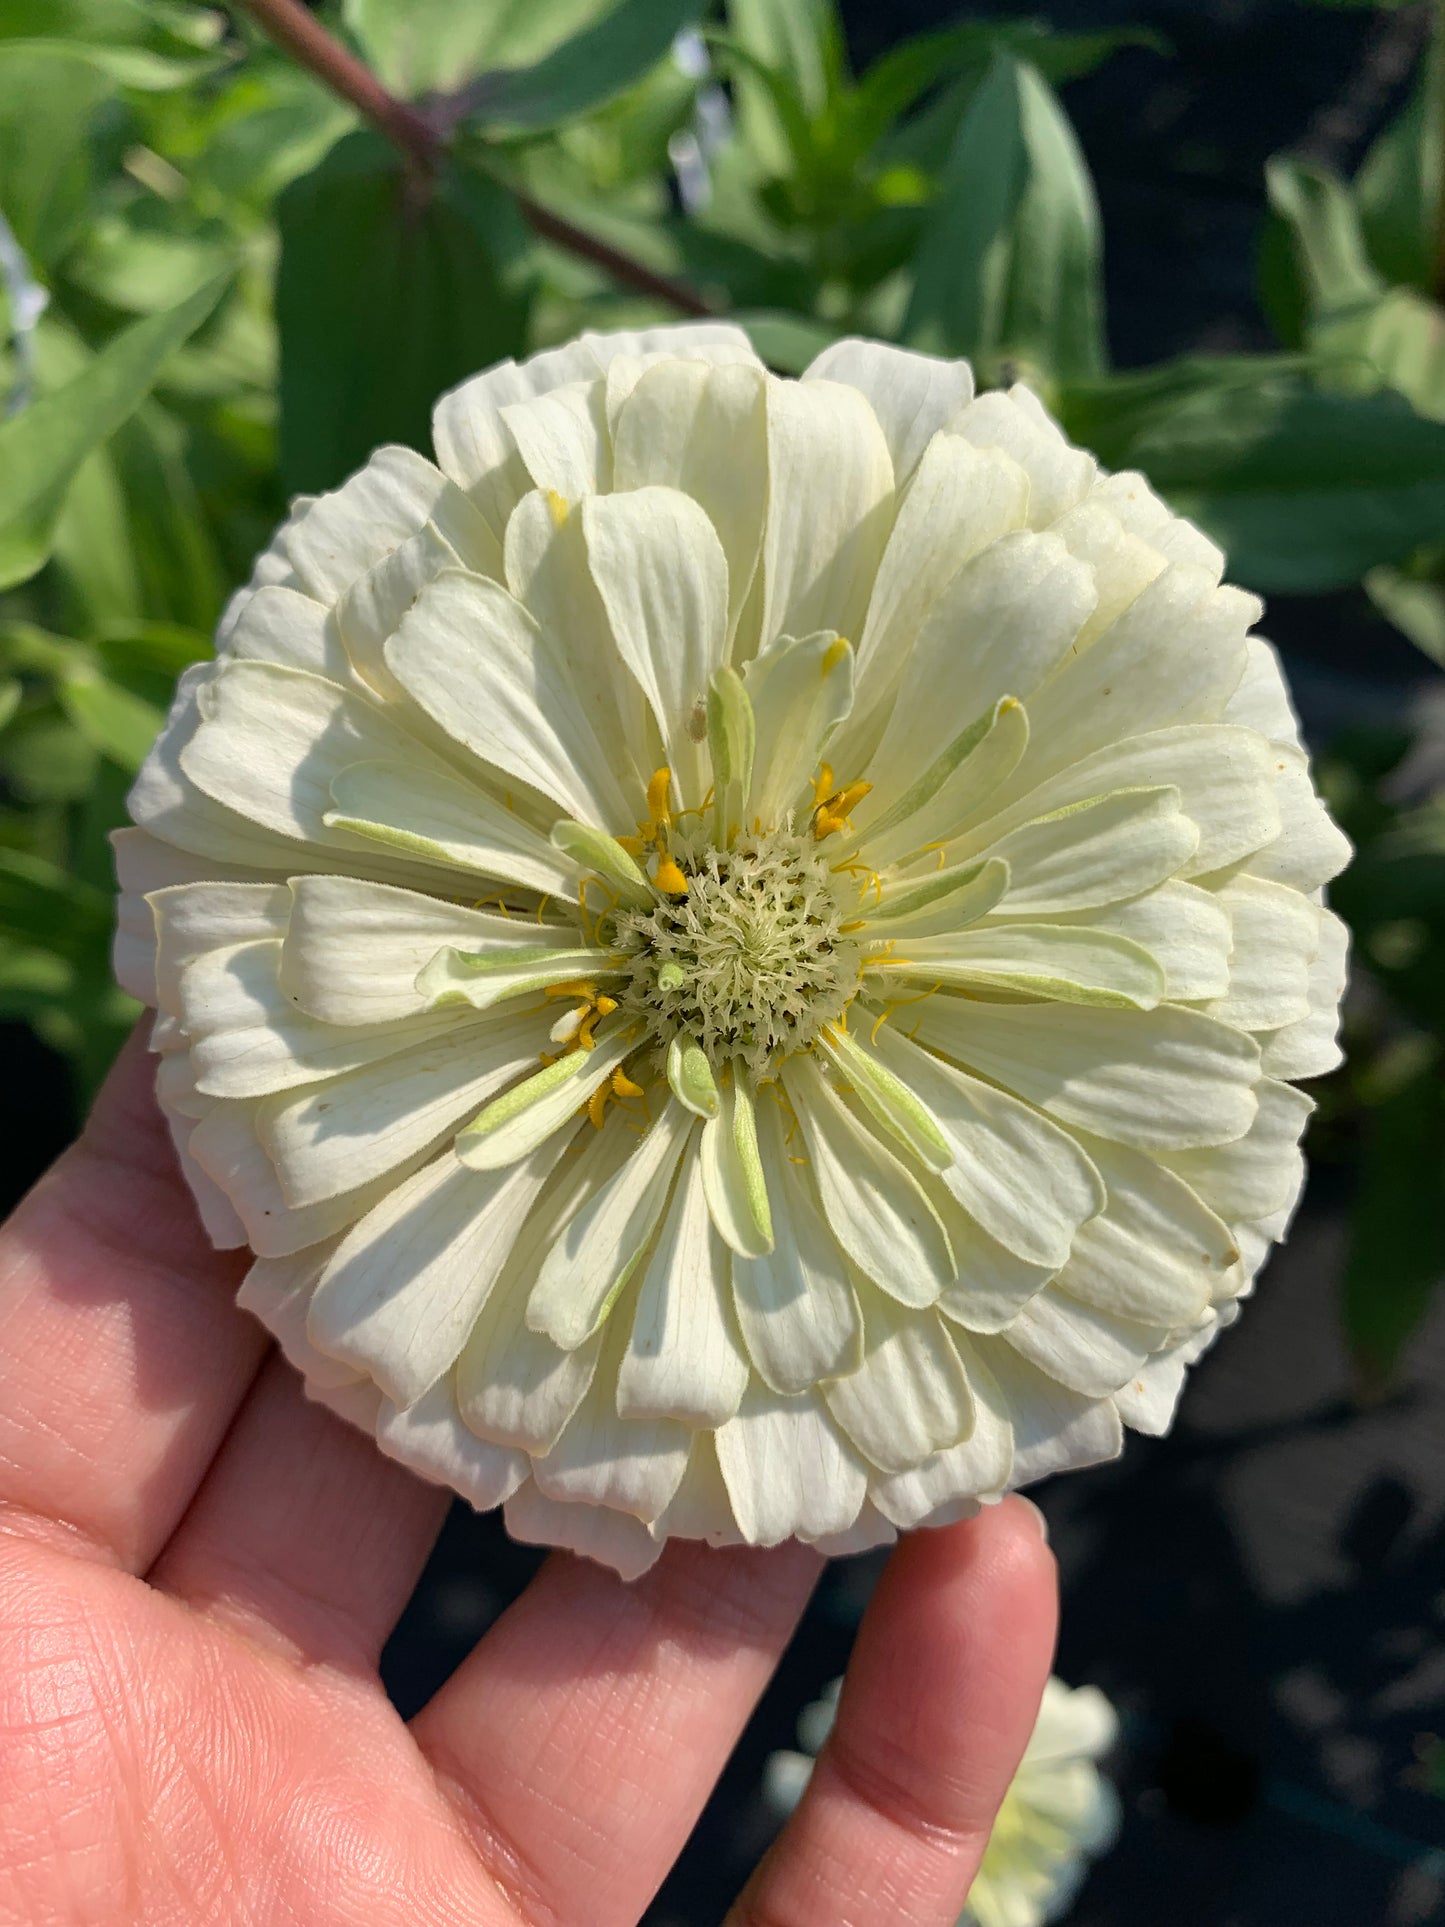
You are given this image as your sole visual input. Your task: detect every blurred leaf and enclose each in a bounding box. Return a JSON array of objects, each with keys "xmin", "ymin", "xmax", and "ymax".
[
  {"xmin": 1266, "ymin": 157, "xmax": 1383, "ymax": 312},
  {"xmin": 734, "ymin": 308, "xmax": 836, "ymax": 371},
  {"xmin": 0, "ymin": 270, "xmax": 230, "ymax": 591},
  {"xmin": 57, "ymin": 662, "xmax": 162, "ymax": 768},
  {"xmin": 904, "ymin": 54, "xmax": 1104, "ymax": 384},
  {"xmin": 462, "ymin": 0, "xmax": 704, "ymax": 133},
  {"xmin": 343, "ymin": 0, "xmax": 605, "ymax": 101},
  {"xmin": 0, "ymin": 0, "xmax": 227, "ymax": 88},
  {"xmin": 1365, "ymin": 565, "xmax": 1445, "ymax": 666},
  {"xmin": 68, "ymin": 207, "xmax": 235, "ymax": 314},
  {"xmin": 1341, "ymin": 1053, "xmax": 1445, "ymax": 1391},
  {"xmin": 723, "ymin": 0, "xmax": 835, "ymax": 175},
  {"xmin": 0, "ymin": 845, "xmax": 111, "ymax": 959},
  {"xmin": 0, "ymin": 46, "xmax": 115, "ymax": 264},
  {"xmin": 276, "ymin": 133, "xmax": 531, "ymax": 494},
  {"xmin": 93, "ymin": 618, "xmax": 207, "ymax": 681},
  {"xmin": 0, "ymin": 705, "xmax": 97, "ymax": 799},
  {"xmin": 1356, "ymin": 43, "xmax": 1438, "ymax": 292},
  {"xmin": 0, "ymin": 679, "xmax": 20, "ymax": 729},
  {"xmin": 1062, "ymin": 356, "xmax": 1445, "ymax": 591}
]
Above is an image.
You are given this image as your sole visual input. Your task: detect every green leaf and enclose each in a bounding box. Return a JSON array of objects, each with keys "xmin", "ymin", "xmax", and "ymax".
[
  {"xmin": 1364, "ymin": 566, "xmax": 1445, "ymax": 668},
  {"xmin": 1266, "ymin": 157, "xmax": 1383, "ymax": 315},
  {"xmin": 57, "ymin": 664, "xmax": 163, "ymax": 769},
  {"xmin": 724, "ymin": 0, "xmax": 837, "ymax": 174},
  {"xmin": 0, "ymin": 845, "xmax": 112, "ymax": 959},
  {"xmin": 0, "ymin": 46, "xmax": 114, "ymax": 264},
  {"xmin": 904, "ymin": 54, "xmax": 1104, "ymax": 384},
  {"xmin": 343, "ymin": 0, "xmax": 605, "ymax": 100},
  {"xmin": 733, "ymin": 307, "xmax": 837, "ymax": 371},
  {"xmin": 462, "ymin": 0, "xmax": 704, "ymax": 133},
  {"xmin": 0, "ymin": 0, "xmax": 227, "ymax": 87},
  {"xmin": 276, "ymin": 133, "xmax": 531, "ymax": 495},
  {"xmin": 0, "ymin": 271, "xmax": 230, "ymax": 592},
  {"xmin": 1060, "ymin": 355, "xmax": 1445, "ymax": 592},
  {"xmin": 1342, "ymin": 1054, "xmax": 1445, "ymax": 1392},
  {"xmin": 1356, "ymin": 44, "xmax": 1438, "ymax": 292}
]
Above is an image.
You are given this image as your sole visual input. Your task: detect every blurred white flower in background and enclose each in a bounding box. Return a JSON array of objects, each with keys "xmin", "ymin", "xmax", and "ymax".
[
  {"xmin": 116, "ymin": 323, "xmax": 1349, "ymax": 1577},
  {"xmin": 765, "ymin": 1673, "xmax": 1122, "ymax": 1927}
]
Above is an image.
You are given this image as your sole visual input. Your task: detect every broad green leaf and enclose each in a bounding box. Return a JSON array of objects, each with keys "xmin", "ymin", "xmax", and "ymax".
[
  {"xmin": 1266, "ymin": 157, "xmax": 1383, "ymax": 315},
  {"xmin": 0, "ymin": 0, "xmax": 227, "ymax": 87},
  {"xmin": 724, "ymin": 0, "xmax": 837, "ymax": 174},
  {"xmin": 1061, "ymin": 356, "xmax": 1445, "ymax": 592},
  {"xmin": 1342, "ymin": 1055, "xmax": 1445, "ymax": 1391},
  {"xmin": 343, "ymin": 0, "xmax": 605, "ymax": 100},
  {"xmin": 734, "ymin": 308, "xmax": 837, "ymax": 371},
  {"xmin": 58, "ymin": 665, "xmax": 163, "ymax": 769},
  {"xmin": 0, "ymin": 46, "xmax": 114, "ymax": 264},
  {"xmin": 0, "ymin": 845, "xmax": 112, "ymax": 959},
  {"xmin": 904, "ymin": 54, "xmax": 1104, "ymax": 384},
  {"xmin": 462, "ymin": 0, "xmax": 704, "ymax": 133},
  {"xmin": 0, "ymin": 271, "xmax": 230, "ymax": 591},
  {"xmin": 276, "ymin": 134, "xmax": 532, "ymax": 494}
]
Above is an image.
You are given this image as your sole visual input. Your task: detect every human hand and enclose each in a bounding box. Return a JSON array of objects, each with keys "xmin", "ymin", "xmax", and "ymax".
[{"xmin": 0, "ymin": 1032, "xmax": 1056, "ymax": 1927}]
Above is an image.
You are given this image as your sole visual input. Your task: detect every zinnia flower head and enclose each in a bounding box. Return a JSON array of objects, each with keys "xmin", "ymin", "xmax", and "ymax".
[
  {"xmin": 117, "ymin": 324, "xmax": 1350, "ymax": 1578},
  {"xmin": 766, "ymin": 1673, "xmax": 1122, "ymax": 1927}
]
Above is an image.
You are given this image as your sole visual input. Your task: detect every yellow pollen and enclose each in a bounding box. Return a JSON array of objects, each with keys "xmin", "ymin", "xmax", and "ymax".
[
  {"xmin": 545, "ymin": 489, "xmax": 569, "ymax": 527},
  {"xmin": 545, "ymin": 980, "xmax": 597, "ymax": 1000},
  {"xmin": 615, "ymin": 833, "xmax": 646, "ymax": 857},
  {"xmin": 822, "ymin": 637, "xmax": 850, "ymax": 674},
  {"xmin": 653, "ymin": 854, "xmax": 689, "ymax": 896},
  {"xmin": 812, "ymin": 777, "xmax": 872, "ymax": 840},
  {"xmin": 593, "ymin": 994, "xmax": 618, "ymax": 1016}
]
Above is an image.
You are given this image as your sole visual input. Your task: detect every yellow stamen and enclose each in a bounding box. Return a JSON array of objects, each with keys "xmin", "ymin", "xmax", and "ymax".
[
  {"xmin": 812, "ymin": 763, "xmax": 835, "ymax": 804},
  {"xmin": 576, "ymin": 1012, "xmax": 601, "ymax": 1050},
  {"xmin": 822, "ymin": 636, "xmax": 850, "ymax": 674},
  {"xmin": 653, "ymin": 854, "xmax": 689, "ymax": 896},
  {"xmin": 594, "ymin": 994, "xmax": 619, "ymax": 1017},
  {"xmin": 611, "ymin": 1067, "xmax": 645, "ymax": 1099},
  {"xmin": 545, "ymin": 488, "xmax": 569, "ymax": 527},
  {"xmin": 616, "ymin": 833, "xmax": 646, "ymax": 857},
  {"xmin": 646, "ymin": 766, "xmax": 674, "ymax": 827},
  {"xmin": 545, "ymin": 980, "xmax": 598, "ymax": 1000},
  {"xmin": 587, "ymin": 1084, "xmax": 611, "ymax": 1129}
]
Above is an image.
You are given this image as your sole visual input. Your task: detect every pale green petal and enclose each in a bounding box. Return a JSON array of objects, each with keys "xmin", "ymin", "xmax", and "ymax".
[
  {"xmin": 853, "ymin": 697, "xmax": 1030, "ymax": 869},
  {"xmin": 911, "ymin": 997, "xmax": 1261, "ymax": 1151},
  {"xmin": 715, "ymin": 1385, "xmax": 869, "ymax": 1546},
  {"xmin": 863, "ymin": 856, "xmax": 1010, "ymax": 941},
  {"xmin": 871, "ymin": 1028, "xmax": 1104, "ymax": 1268},
  {"xmin": 783, "ymin": 1055, "xmax": 954, "ymax": 1308},
  {"xmin": 700, "ymin": 1075, "xmax": 774, "ymax": 1256},
  {"xmin": 881, "ymin": 922, "xmax": 1166, "ymax": 1009},
  {"xmin": 455, "ymin": 1028, "xmax": 634, "ymax": 1172},
  {"xmin": 667, "ymin": 1033, "xmax": 720, "ymax": 1118},
  {"xmin": 583, "ymin": 486, "xmax": 729, "ymax": 800},
  {"xmin": 526, "ymin": 1101, "xmax": 691, "ymax": 1349},
  {"xmin": 1023, "ymin": 880, "xmax": 1232, "ymax": 1002},
  {"xmin": 618, "ymin": 1145, "xmax": 750, "ymax": 1425},
  {"xmin": 823, "ymin": 1295, "xmax": 975, "ymax": 1475},
  {"xmin": 817, "ymin": 1025, "xmax": 952, "ymax": 1174},
  {"xmin": 742, "ymin": 630, "xmax": 854, "ymax": 827},
  {"xmin": 760, "ymin": 376, "xmax": 894, "ymax": 647}
]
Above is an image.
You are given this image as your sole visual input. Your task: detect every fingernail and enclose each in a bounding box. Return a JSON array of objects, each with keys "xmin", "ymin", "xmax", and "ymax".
[{"xmin": 1016, "ymin": 1495, "xmax": 1050, "ymax": 1544}]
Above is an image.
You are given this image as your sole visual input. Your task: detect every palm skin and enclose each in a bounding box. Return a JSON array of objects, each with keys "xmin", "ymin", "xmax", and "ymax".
[{"xmin": 0, "ymin": 1034, "xmax": 1056, "ymax": 1927}]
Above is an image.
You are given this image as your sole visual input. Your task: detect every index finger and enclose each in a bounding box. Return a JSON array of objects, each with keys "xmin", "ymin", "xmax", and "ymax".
[{"xmin": 726, "ymin": 1497, "xmax": 1057, "ymax": 1927}]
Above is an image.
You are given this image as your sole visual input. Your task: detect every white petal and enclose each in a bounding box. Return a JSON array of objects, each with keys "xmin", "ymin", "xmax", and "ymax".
[
  {"xmin": 817, "ymin": 1026, "xmax": 952, "ymax": 1175},
  {"xmin": 505, "ymin": 1481, "xmax": 664, "ymax": 1579},
  {"xmin": 806, "ymin": 1503, "xmax": 898, "ymax": 1557},
  {"xmin": 325, "ymin": 756, "xmax": 578, "ymax": 900},
  {"xmin": 804, "ymin": 338, "xmax": 975, "ymax": 483},
  {"xmin": 225, "ymin": 584, "xmax": 350, "ymax": 683},
  {"xmin": 975, "ymin": 1337, "xmax": 1124, "ymax": 1484},
  {"xmin": 178, "ymin": 939, "xmax": 468, "ymax": 1099},
  {"xmin": 302, "ymin": 1376, "xmax": 385, "ymax": 1430},
  {"xmin": 861, "ymin": 855, "xmax": 1011, "ymax": 942},
  {"xmin": 501, "ymin": 379, "xmax": 611, "ymax": 504},
  {"xmin": 1004, "ymin": 1289, "xmax": 1164, "ymax": 1398},
  {"xmin": 932, "ymin": 1192, "xmax": 1055, "ymax": 1334},
  {"xmin": 871, "ymin": 1028, "xmax": 1104, "ymax": 1268},
  {"xmin": 1245, "ymin": 757, "xmax": 1353, "ymax": 892},
  {"xmin": 280, "ymin": 874, "xmax": 578, "ymax": 1026},
  {"xmin": 743, "ymin": 630, "xmax": 855, "ymax": 826},
  {"xmin": 714, "ymin": 1385, "xmax": 868, "ymax": 1546},
  {"xmin": 1032, "ymin": 880, "xmax": 1232, "ymax": 1002},
  {"xmin": 784, "ymin": 1056, "xmax": 954, "ymax": 1308},
  {"xmin": 870, "ymin": 1335, "xmax": 1015, "ymax": 1525},
  {"xmin": 853, "ymin": 696, "xmax": 1030, "ymax": 870},
  {"xmin": 259, "ymin": 1007, "xmax": 540, "ymax": 1207},
  {"xmin": 236, "ymin": 1242, "xmax": 360, "ymax": 1389},
  {"xmin": 150, "ymin": 880, "xmax": 291, "ymax": 1017},
  {"xmin": 1206, "ymin": 876, "xmax": 1321, "ymax": 1032},
  {"xmin": 284, "ymin": 445, "xmax": 488, "ymax": 605},
  {"xmin": 979, "ymin": 786, "xmax": 1200, "ymax": 915},
  {"xmin": 532, "ymin": 1316, "xmax": 691, "ymax": 1523},
  {"xmin": 309, "ymin": 1137, "xmax": 569, "ymax": 1406},
  {"xmin": 1090, "ymin": 468, "xmax": 1224, "ymax": 577},
  {"xmin": 868, "ymin": 532, "xmax": 1095, "ymax": 799},
  {"xmin": 582, "ymin": 487, "xmax": 729, "ymax": 800},
  {"xmin": 1259, "ymin": 907, "xmax": 1348, "ymax": 1079},
  {"xmin": 216, "ymin": 492, "xmax": 312, "ymax": 647},
  {"xmin": 333, "ymin": 520, "xmax": 473, "ymax": 703},
  {"xmin": 618, "ymin": 1146, "xmax": 750, "ymax": 1425},
  {"xmin": 1056, "ymin": 1135, "xmax": 1236, "ymax": 1326},
  {"xmin": 884, "ymin": 922, "xmax": 1166, "ymax": 1009},
  {"xmin": 1049, "ymin": 499, "xmax": 1167, "ymax": 648},
  {"xmin": 1163, "ymin": 1077, "xmax": 1313, "ymax": 1220},
  {"xmin": 385, "ymin": 569, "xmax": 633, "ymax": 830},
  {"xmin": 1111, "ymin": 1345, "xmax": 1191, "ymax": 1437},
  {"xmin": 1221, "ymin": 635, "xmax": 1304, "ymax": 750},
  {"xmin": 911, "ymin": 997, "xmax": 1261, "ymax": 1151},
  {"xmin": 613, "ymin": 359, "xmax": 768, "ymax": 640},
  {"xmin": 455, "ymin": 1029, "xmax": 634, "ymax": 1172},
  {"xmin": 527, "ymin": 1102, "xmax": 692, "ymax": 1349},
  {"xmin": 373, "ymin": 1378, "xmax": 527, "ymax": 1512},
  {"xmin": 760, "ymin": 376, "xmax": 894, "ymax": 647},
  {"xmin": 824, "ymin": 1295, "xmax": 974, "ymax": 1474},
  {"xmin": 647, "ymin": 1432, "xmax": 746, "ymax": 1548},
  {"xmin": 731, "ymin": 1102, "xmax": 862, "ymax": 1395},
  {"xmin": 852, "ymin": 434, "xmax": 1030, "ymax": 719},
  {"xmin": 952, "ymin": 388, "xmax": 1096, "ymax": 526}
]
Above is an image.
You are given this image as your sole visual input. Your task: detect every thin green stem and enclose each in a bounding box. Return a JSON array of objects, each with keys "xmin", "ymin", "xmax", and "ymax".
[{"xmin": 1433, "ymin": 0, "xmax": 1445, "ymax": 303}]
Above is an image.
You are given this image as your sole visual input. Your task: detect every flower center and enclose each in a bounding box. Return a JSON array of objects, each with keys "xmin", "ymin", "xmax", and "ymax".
[{"xmin": 611, "ymin": 825, "xmax": 863, "ymax": 1079}]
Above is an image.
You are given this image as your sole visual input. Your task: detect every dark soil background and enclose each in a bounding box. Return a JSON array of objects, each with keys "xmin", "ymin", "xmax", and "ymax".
[{"xmin": 2, "ymin": 4, "xmax": 1443, "ymax": 1923}]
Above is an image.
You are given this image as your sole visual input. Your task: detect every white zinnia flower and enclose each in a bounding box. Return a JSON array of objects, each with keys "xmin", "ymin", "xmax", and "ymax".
[
  {"xmin": 116, "ymin": 324, "xmax": 1350, "ymax": 1579},
  {"xmin": 765, "ymin": 1673, "xmax": 1122, "ymax": 1927}
]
